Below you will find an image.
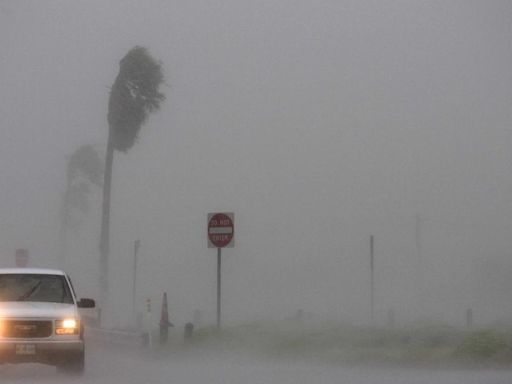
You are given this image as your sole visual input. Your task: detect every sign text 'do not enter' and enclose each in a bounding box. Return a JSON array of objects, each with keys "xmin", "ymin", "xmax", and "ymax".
[{"xmin": 208, "ymin": 213, "xmax": 234, "ymax": 248}]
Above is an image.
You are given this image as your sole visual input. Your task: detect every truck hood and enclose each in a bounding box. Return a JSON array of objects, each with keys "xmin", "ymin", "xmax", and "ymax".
[{"xmin": 0, "ymin": 302, "xmax": 77, "ymax": 319}]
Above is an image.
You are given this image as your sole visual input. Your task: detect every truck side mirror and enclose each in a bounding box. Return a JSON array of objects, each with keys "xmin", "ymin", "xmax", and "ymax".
[{"xmin": 77, "ymin": 298, "xmax": 96, "ymax": 308}]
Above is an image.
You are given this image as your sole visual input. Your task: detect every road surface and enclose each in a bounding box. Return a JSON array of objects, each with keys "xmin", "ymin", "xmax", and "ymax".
[{"xmin": 1, "ymin": 339, "xmax": 510, "ymax": 383}]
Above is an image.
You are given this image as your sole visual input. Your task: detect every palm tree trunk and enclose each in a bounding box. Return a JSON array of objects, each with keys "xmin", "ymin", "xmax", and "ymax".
[
  {"xmin": 99, "ymin": 136, "xmax": 114, "ymax": 307},
  {"xmin": 59, "ymin": 174, "xmax": 72, "ymax": 268}
]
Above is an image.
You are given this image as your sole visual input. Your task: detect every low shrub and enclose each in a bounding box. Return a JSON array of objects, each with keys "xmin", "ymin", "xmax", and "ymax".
[{"xmin": 454, "ymin": 331, "xmax": 510, "ymax": 360}]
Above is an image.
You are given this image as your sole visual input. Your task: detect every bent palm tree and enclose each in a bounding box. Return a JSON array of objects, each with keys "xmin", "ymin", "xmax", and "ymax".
[
  {"xmin": 63, "ymin": 144, "xmax": 103, "ymax": 230},
  {"xmin": 61, "ymin": 144, "xmax": 103, "ymax": 265},
  {"xmin": 100, "ymin": 46, "xmax": 165, "ymax": 301}
]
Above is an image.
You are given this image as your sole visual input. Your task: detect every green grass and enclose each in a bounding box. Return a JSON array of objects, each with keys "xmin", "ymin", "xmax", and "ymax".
[
  {"xmin": 156, "ymin": 321, "xmax": 512, "ymax": 366},
  {"xmin": 453, "ymin": 330, "xmax": 512, "ymax": 362}
]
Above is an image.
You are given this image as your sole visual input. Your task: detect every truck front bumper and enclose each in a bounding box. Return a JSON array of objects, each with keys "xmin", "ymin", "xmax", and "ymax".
[{"xmin": 0, "ymin": 339, "xmax": 83, "ymax": 364}]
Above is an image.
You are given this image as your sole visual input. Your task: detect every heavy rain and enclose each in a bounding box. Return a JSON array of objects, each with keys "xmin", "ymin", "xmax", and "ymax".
[{"xmin": 1, "ymin": 1, "xmax": 512, "ymax": 382}]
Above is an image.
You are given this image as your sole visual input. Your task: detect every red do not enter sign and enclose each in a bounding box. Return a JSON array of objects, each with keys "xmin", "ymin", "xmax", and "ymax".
[{"xmin": 208, "ymin": 213, "xmax": 234, "ymax": 248}]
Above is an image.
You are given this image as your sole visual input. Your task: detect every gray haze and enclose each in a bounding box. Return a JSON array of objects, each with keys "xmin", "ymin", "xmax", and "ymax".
[{"xmin": 1, "ymin": 1, "xmax": 512, "ymax": 328}]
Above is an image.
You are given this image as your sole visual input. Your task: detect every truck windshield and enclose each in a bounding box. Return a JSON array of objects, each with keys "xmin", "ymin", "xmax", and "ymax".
[{"xmin": 0, "ymin": 274, "xmax": 73, "ymax": 304}]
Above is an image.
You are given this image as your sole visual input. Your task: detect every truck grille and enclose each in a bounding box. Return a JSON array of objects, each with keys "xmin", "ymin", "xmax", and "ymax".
[{"xmin": 1, "ymin": 320, "xmax": 53, "ymax": 338}]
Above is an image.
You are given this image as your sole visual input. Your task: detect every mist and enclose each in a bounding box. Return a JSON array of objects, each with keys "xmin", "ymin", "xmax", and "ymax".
[{"xmin": 1, "ymin": 0, "xmax": 512, "ymax": 332}]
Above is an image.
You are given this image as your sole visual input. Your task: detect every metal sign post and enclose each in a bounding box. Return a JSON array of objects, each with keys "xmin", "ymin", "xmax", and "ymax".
[
  {"xmin": 370, "ymin": 235, "xmax": 374, "ymax": 323},
  {"xmin": 217, "ymin": 247, "xmax": 221, "ymax": 329},
  {"xmin": 208, "ymin": 213, "xmax": 234, "ymax": 330}
]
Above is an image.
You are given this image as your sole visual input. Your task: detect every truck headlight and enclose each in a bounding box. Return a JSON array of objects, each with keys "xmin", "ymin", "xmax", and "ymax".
[{"xmin": 55, "ymin": 319, "xmax": 79, "ymax": 335}]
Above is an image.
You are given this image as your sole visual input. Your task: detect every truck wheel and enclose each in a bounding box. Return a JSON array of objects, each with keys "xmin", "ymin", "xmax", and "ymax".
[{"xmin": 57, "ymin": 351, "xmax": 84, "ymax": 375}]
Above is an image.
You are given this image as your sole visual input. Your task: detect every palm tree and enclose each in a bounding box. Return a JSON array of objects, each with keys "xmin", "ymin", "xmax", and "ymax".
[
  {"xmin": 61, "ymin": 145, "xmax": 103, "ymax": 264},
  {"xmin": 99, "ymin": 46, "xmax": 165, "ymax": 301},
  {"xmin": 63, "ymin": 144, "xmax": 103, "ymax": 232}
]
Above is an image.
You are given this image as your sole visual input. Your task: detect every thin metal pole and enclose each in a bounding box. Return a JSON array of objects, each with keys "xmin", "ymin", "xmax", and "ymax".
[
  {"xmin": 132, "ymin": 239, "xmax": 140, "ymax": 321},
  {"xmin": 370, "ymin": 235, "xmax": 374, "ymax": 323},
  {"xmin": 415, "ymin": 214, "xmax": 424, "ymax": 314},
  {"xmin": 217, "ymin": 247, "xmax": 222, "ymax": 329}
]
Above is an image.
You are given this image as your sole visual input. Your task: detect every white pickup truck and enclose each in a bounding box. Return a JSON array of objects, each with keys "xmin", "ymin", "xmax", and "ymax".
[{"xmin": 0, "ymin": 268, "xmax": 95, "ymax": 374}]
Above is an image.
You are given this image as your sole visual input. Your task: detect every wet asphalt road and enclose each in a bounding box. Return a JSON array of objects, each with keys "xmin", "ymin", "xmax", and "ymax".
[{"xmin": 1, "ymin": 340, "xmax": 511, "ymax": 384}]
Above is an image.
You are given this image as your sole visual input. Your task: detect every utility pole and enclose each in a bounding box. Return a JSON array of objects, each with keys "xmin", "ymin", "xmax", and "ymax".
[
  {"xmin": 370, "ymin": 235, "xmax": 375, "ymax": 323},
  {"xmin": 415, "ymin": 214, "xmax": 422, "ymax": 264},
  {"xmin": 132, "ymin": 239, "xmax": 140, "ymax": 323},
  {"xmin": 415, "ymin": 214, "xmax": 425, "ymax": 316}
]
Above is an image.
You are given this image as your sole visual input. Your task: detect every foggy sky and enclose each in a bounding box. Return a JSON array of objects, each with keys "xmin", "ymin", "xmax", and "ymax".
[{"xmin": 1, "ymin": 0, "xmax": 512, "ymax": 327}]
